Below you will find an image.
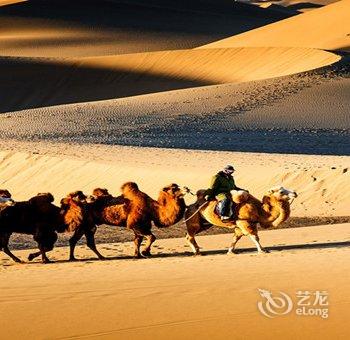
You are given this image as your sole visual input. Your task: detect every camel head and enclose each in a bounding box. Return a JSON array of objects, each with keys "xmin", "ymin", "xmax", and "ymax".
[
  {"xmin": 0, "ymin": 189, "xmax": 15, "ymax": 206},
  {"xmin": 60, "ymin": 191, "xmax": 88, "ymax": 207},
  {"xmin": 266, "ymin": 186, "xmax": 297, "ymax": 202},
  {"xmin": 161, "ymin": 183, "xmax": 187, "ymax": 200}
]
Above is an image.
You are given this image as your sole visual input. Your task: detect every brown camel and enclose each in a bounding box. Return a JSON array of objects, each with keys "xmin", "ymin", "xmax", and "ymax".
[
  {"xmin": 27, "ymin": 191, "xmax": 105, "ymax": 262},
  {"xmin": 0, "ymin": 192, "xmax": 60, "ymax": 263},
  {"xmin": 91, "ymin": 182, "xmax": 187, "ymax": 258},
  {"xmin": 185, "ymin": 186, "xmax": 297, "ymax": 255}
]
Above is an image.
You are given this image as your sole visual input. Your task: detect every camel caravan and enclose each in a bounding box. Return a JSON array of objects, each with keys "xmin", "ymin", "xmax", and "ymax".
[{"xmin": 0, "ymin": 166, "xmax": 297, "ymax": 264}]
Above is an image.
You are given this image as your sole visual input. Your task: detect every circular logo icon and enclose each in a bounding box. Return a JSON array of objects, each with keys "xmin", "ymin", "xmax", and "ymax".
[{"xmin": 257, "ymin": 288, "xmax": 293, "ymax": 318}]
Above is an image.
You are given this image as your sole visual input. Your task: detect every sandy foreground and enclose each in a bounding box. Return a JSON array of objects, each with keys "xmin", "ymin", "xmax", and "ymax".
[{"xmin": 1, "ymin": 224, "xmax": 349, "ymax": 339}]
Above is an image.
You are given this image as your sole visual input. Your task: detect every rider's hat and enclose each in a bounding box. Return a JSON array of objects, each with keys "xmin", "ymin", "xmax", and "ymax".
[{"xmin": 224, "ymin": 165, "xmax": 235, "ymax": 172}]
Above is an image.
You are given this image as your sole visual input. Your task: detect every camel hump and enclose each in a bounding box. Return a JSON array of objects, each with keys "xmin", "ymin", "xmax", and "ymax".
[
  {"xmin": 231, "ymin": 190, "xmax": 249, "ymax": 204},
  {"xmin": 195, "ymin": 189, "xmax": 207, "ymax": 200},
  {"xmin": 92, "ymin": 188, "xmax": 110, "ymax": 197},
  {"xmin": 31, "ymin": 193, "xmax": 55, "ymax": 205}
]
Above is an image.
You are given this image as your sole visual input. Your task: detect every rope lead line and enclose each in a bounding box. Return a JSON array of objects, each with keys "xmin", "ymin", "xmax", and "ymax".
[{"xmin": 183, "ymin": 201, "xmax": 209, "ymax": 223}]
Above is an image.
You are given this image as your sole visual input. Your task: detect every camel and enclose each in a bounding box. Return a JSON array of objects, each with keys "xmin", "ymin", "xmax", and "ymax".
[
  {"xmin": 184, "ymin": 186, "xmax": 297, "ymax": 255},
  {"xmin": 0, "ymin": 192, "xmax": 59, "ymax": 263},
  {"xmin": 27, "ymin": 191, "xmax": 105, "ymax": 262},
  {"xmin": 90, "ymin": 182, "xmax": 187, "ymax": 258}
]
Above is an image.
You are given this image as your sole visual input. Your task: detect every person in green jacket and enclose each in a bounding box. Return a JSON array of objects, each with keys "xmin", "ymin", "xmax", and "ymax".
[{"xmin": 205, "ymin": 165, "xmax": 245, "ymax": 221}]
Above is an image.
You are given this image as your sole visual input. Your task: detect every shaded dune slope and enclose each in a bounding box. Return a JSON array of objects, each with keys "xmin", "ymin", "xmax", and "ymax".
[
  {"xmin": 0, "ymin": 47, "xmax": 339, "ymax": 113},
  {"xmin": 0, "ymin": 0, "xmax": 293, "ymax": 57}
]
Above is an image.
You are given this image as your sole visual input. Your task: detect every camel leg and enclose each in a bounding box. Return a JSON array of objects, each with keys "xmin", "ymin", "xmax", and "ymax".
[
  {"xmin": 38, "ymin": 241, "xmax": 55, "ymax": 264},
  {"xmin": 185, "ymin": 233, "xmax": 201, "ymax": 255},
  {"xmin": 249, "ymin": 234, "xmax": 267, "ymax": 253},
  {"xmin": 235, "ymin": 220, "xmax": 267, "ymax": 253},
  {"xmin": 3, "ymin": 246, "xmax": 23, "ymax": 263},
  {"xmin": 1, "ymin": 233, "xmax": 23, "ymax": 263},
  {"xmin": 28, "ymin": 251, "xmax": 41, "ymax": 261},
  {"xmin": 133, "ymin": 233, "xmax": 144, "ymax": 259},
  {"xmin": 185, "ymin": 208, "xmax": 203, "ymax": 256},
  {"xmin": 29, "ymin": 246, "xmax": 56, "ymax": 263},
  {"xmin": 141, "ymin": 233, "xmax": 156, "ymax": 257},
  {"xmin": 85, "ymin": 229, "xmax": 105, "ymax": 260},
  {"xmin": 40, "ymin": 249, "xmax": 51, "ymax": 264},
  {"xmin": 69, "ymin": 228, "xmax": 84, "ymax": 261},
  {"xmin": 227, "ymin": 232, "xmax": 243, "ymax": 255}
]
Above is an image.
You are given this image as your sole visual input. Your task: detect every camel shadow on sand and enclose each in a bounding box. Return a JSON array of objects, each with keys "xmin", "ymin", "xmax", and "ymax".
[{"xmin": 8, "ymin": 240, "xmax": 349, "ymax": 266}]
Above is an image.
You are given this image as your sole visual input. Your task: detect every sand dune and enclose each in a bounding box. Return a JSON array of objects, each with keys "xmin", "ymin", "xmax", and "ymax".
[
  {"xmin": 0, "ymin": 141, "xmax": 349, "ymax": 217},
  {"xmin": 1, "ymin": 60, "xmax": 348, "ymax": 155},
  {"xmin": 77, "ymin": 47, "xmax": 339, "ymax": 84},
  {"xmin": 201, "ymin": 0, "xmax": 350, "ymax": 51},
  {"xmin": 0, "ymin": 47, "xmax": 340, "ymax": 113},
  {"xmin": 1, "ymin": 224, "xmax": 349, "ymax": 339},
  {"xmin": 0, "ymin": 0, "xmax": 292, "ymax": 57}
]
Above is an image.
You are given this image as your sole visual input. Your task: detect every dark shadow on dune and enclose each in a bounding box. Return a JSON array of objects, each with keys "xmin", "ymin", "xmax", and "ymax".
[
  {"xmin": 287, "ymin": 2, "xmax": 323, "ymax": 11},
  {"xmin": 0, "ymin": 0, "xmax": 294, "ymax": 53},
  {"xmin": 0, "ymin": 57, "xmax": 209, "ymax": 113},
  {"xmin": 132, "ymin": 129, "xmax": 350, "ymax": 155}
]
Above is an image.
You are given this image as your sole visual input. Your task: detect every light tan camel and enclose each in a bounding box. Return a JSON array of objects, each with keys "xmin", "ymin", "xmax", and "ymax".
[{"xmin": 185, "ymin": 186, "xmax": 297, "ymax": 255}]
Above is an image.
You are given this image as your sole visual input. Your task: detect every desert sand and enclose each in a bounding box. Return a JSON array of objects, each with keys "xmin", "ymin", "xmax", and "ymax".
[
  {"xmin": 1, "ymin": 224, "xmax": 349, "ymax": 339},
  {"xmin": 0, "ymin": 0, "xmax": 349, "ymax": 339}
]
